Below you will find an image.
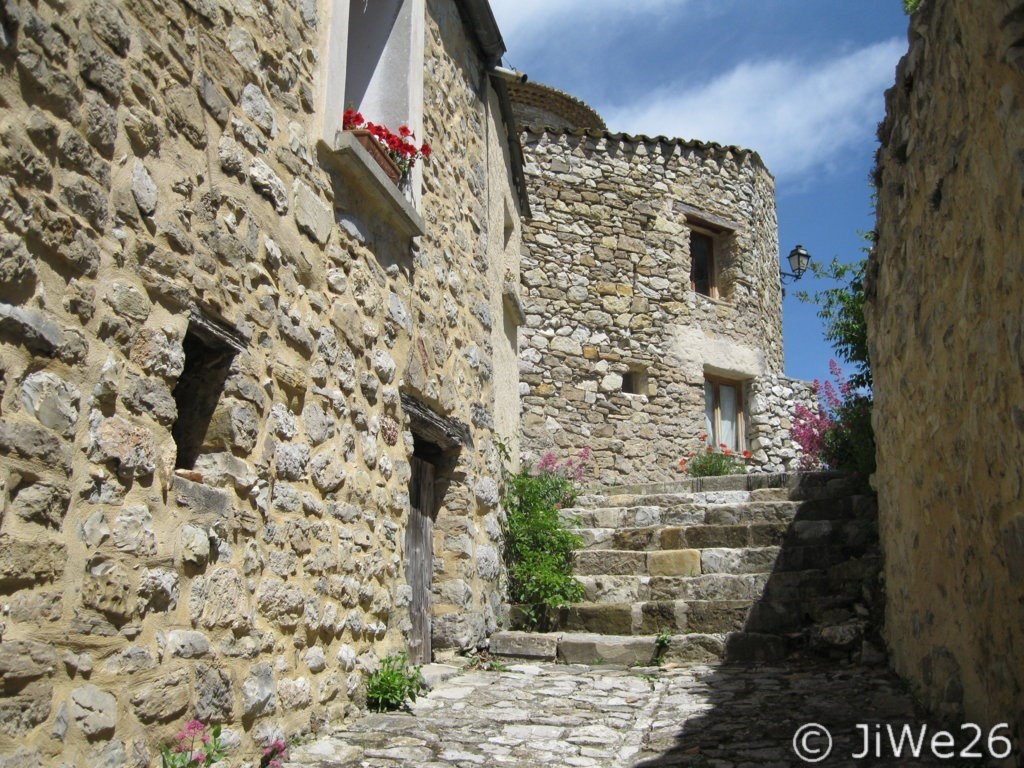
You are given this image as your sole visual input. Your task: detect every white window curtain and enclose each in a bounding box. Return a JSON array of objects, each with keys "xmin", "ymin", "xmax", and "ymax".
[
  {"xmin": 704, "ymin": 381, "xmax": 715, "ymax": 442},
  {"xmin": 704, "ymin": 379, "xmax": 742, "ymax": 451},
  {"xmin": 719, "ymin": 383, "xmax": 738, "ymax": 450}
]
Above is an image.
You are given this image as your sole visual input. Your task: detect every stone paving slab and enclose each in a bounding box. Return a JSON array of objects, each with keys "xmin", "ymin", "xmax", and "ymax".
[{"xmin": 285, "ymin": 659, "xmax": 995, "ymax": 768}]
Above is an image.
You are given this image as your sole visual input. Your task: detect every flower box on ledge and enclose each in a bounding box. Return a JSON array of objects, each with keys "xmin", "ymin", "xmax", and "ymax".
[
  {"xmin": 318, "ymin": 130, "xmax": 425, "ymax": 241},
  {"xmin": 346, "ymin": 128, "xmax": 402, "ymax": 185}
]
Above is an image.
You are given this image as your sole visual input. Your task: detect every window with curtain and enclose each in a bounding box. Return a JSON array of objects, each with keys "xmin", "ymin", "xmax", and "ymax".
[{"xmin": 704, "ymin": 377, "xmax": 745, "ymax": 452}]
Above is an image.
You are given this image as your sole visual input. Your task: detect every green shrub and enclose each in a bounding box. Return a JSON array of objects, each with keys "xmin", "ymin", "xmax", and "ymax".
[
  {"xmin": 822, "ymin": 394, "xmax": 876, "ymax": 480},
  {"xmin": 682, "ymin": 448, "xmax": 746, "ymax": 477},
  {"xmin": 366, "ymin": 652, "xmax": 424, "ymax": 712},
  {"xmin": 500, "ymin": 447, "xmax": 589, "ymax": 627}
]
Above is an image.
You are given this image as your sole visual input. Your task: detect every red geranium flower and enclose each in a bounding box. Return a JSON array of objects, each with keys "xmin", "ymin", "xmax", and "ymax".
[{"xmin": 344, "ymin": 113, "xmax": 431, "ymax": 176}]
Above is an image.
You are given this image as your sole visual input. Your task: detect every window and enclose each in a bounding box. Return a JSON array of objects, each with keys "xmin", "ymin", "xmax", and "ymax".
[
  {"xmin": 704, "ymin": 376, "xmax": 745, "ymax": 452},
  {"xmin": 690, "ymin": 230, "xmax": 717, "ymax": 298},
  {"xmin": 322, "ymin": 0, "xmax": 425, "ymax": 149},
  {"xmin": 171, "ymin": 312, "xmax": 247, "ymax": 469},
  {"xmin": 322, "ymin": 0, "xmax": 426, "ymax": 220},
  {"xmin": 621, "ymin": 367, "xmax": 648, "ymax": 395}
]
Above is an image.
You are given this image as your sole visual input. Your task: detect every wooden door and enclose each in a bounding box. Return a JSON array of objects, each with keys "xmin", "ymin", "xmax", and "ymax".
[{"xmin": 405, "ymin": 457, "xmax": 435, "ymax": 665}]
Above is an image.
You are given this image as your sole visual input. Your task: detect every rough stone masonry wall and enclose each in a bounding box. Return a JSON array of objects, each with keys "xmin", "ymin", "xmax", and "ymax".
[
  {"xmin": 519, "ymin": 129, "xmax": 806, "ymax": 486},
  {"xmin": 0, "ymin": 0, "xmax": 515, "ymax": 764},
  {"xmin": 869, "ymin": 0, "xmax": 1024, "ymax": 750}
]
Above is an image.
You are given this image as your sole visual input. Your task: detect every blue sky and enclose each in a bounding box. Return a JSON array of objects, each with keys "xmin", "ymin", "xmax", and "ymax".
[{"xmin": 489, "ymin": 0, "xmax": 910, "ymax": 385}]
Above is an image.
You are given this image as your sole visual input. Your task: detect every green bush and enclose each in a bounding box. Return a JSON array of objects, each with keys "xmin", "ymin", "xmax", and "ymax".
[
  {"xmin": 366, "ymin": 652, "xmax": 424, "ymax": 712},
  {"xmin": 682, "ymin": 448, "xmax": 746, "ymax": 477},
  {"xmin": 822, "ymin": 394, "xmax": 876, "ymax": 480},
  {"xmin": 501, "ymin": 448, "xmax": 588, "ymax": 627}
]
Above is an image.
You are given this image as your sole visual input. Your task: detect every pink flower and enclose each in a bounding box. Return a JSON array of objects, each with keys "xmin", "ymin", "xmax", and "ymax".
[{"xmin": 537, "ymin": 452, "xmax": 559, "ymax": 473}]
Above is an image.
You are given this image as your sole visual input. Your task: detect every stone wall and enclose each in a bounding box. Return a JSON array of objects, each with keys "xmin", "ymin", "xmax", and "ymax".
[
  {"xmin": 0, "ymin": 0, "xmax": 521, "ymax": 763},
  {"xmin": 518, "ymin": 127, "xmax": 804, "ymax": 486},
  {"xmin": 747, "ymin": 374, "xmax": 817, "ymax": 473},
  {"xmin": 869, "ymin": 0, "xmax": 1024, "ymax": 752}
]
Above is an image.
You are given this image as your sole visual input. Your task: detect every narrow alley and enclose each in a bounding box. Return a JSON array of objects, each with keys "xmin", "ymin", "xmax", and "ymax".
[{"xmin": 286, "ymin": 658, "xmax": 990, "ymax": 767}]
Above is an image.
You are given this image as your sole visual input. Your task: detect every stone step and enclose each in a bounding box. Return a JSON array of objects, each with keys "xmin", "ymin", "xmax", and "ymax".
[
  {"xmin": 579, "ymin": 573, "xmax": 770, "ymax": 603},
  {"xmin": 576, "ymin": 522, "xmax": 789, "ymax": 552},
  {"xmin": 574, "ymin": 546, "xmax": 782, "ymax": 577},
  {"xmin": 572, "ymin": 489, "xmax": 763, "ymax": 511},
  {"xmin": 566, "ymin": 500, "xmax": 805, "ymax": 530},
  {"xmin": 545, "ymin": 595, "xmax": 871, "ymax": 639},
  {"xmin": 577, "ymin": 514, "xmax": 872, "ymax": 557},
  {"xmin": 489, "ymin": 629, "xmax": 795, "ymax": 666},
  {"xmin": 573, "ymin": 549, "xmax": 702, "ymax": 577},
  {"xmin": 489, "ymin": 629, "xmax": 729, "ymax": 665},
  {"xmin": 587, "ymin": 470, "xmax": 855, "ymax": 503},
  {"xmin": 578, "ymin": 563, "xmax": 869, "ymax": 606},
  {"xmin": 546, "ymin": 600, "xmax": 753, "ymax": 635},
  {"xmin": 577, "ymin": 543, "xmax": 873, "ymax": 578},
  {"xmin": 563, "ymin": 505, "xmax": 705, "ymax": 530}
]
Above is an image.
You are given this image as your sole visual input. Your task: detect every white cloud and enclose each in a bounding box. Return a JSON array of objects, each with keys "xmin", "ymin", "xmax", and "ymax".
[
  {"xmin": 602, "ymin": 39, "xmax": 905, "ymax": 181},
  {"xmin": 489, "ymin": 0, "xmax": 683, "ymax": 50}
]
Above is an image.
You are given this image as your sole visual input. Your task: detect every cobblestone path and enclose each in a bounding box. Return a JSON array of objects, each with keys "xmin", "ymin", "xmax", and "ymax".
[{"xmin": 286, "ymin": 658, "xmax": 989, "ymax": 767}]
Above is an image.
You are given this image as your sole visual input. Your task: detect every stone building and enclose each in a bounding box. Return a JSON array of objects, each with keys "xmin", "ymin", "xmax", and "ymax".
[
  {"xmin": 0, "ymin": 0, "xmax": 527, "ymax": 763},
  {"xmin": 869, "ymin": 0, "xmax": 1024, "ymax": 752},
  {"xmin": 509, "ymin": 82, "xmax": 815, "ymax": 486}
]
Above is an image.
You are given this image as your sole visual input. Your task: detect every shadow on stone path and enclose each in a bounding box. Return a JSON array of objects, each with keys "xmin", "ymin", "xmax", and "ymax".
[{"xmin": 285, "ymin": 658, "xmax": 1001, "ymax": 767}]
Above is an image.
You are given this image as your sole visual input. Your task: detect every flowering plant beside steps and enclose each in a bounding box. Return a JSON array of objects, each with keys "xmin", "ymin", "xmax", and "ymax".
[
  {"xmin": 677, "ymin": 433, "xmax": 752, "ymax": 477},
  {"xmin": 343, "ymin": 109, "xmax": 431, "ymax": 178},
  {"xmin": 159, "ymin": 719, "xmax": 287, "ymax": 768},
  {"xmin": 159, "ymin": 720, "xmax": 229, "ymax": 767}
]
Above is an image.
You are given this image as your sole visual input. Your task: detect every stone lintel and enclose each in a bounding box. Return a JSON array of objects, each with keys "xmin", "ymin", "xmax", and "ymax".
[
  {"xmin": 675, "ymin": 202, "xmax": 742, "ymax": 233},
  {"xmin": 401, "ymin": 393, "xmax": 473, "ymax": 450}
]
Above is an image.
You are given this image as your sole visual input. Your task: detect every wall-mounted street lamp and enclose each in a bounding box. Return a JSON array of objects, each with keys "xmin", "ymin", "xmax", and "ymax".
[{"xmin": 781, "ymin": 244, "xmax": 811, "ymax": 284}]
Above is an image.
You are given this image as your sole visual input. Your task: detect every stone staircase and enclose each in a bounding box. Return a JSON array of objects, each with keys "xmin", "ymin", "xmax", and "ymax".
[{"xmin": 489, "ymin": 472, "xmax": 884, "ymax": 666}]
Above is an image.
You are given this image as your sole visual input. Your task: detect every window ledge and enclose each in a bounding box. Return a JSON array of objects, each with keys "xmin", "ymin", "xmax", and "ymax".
[
  {"xmin": 502, "ymin": 280, "xmax": 526, "ymax": 325},
  {"xmin": 692, "ymin": 292, "xmax": 734, "ymax": 308},
  {"xmin": 319, "ymin": 131, "xmax": 425, "ymax": 239}
]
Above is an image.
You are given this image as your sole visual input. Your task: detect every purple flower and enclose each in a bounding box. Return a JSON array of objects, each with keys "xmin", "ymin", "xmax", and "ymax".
[{"xmin": 536, "ymin": 452, "xmax": 559, "ymax": 473}]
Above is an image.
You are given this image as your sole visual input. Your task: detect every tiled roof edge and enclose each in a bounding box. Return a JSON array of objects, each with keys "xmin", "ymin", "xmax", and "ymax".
[{"xmin": 520, "ymin": 124, "xmax": 771, "ymax": 174}]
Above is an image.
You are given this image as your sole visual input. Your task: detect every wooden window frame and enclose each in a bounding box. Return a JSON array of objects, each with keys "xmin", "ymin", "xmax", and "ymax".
[
  {"xmin": 689, "ymin": 227, "xmax": 719, "ymax": 299},
  {"xmin": 704, "ymin": 375, "xmax": 746, "ymax": 452}
]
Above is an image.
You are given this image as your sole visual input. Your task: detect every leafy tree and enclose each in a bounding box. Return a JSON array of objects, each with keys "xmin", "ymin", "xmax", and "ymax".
[
  {"xmin": 797, "ymin": 255, "xmax": 871, "ymax": 390},
  {"xmin": 796, "ymin": 246, "xmax": 876, "ymax": 480}
]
